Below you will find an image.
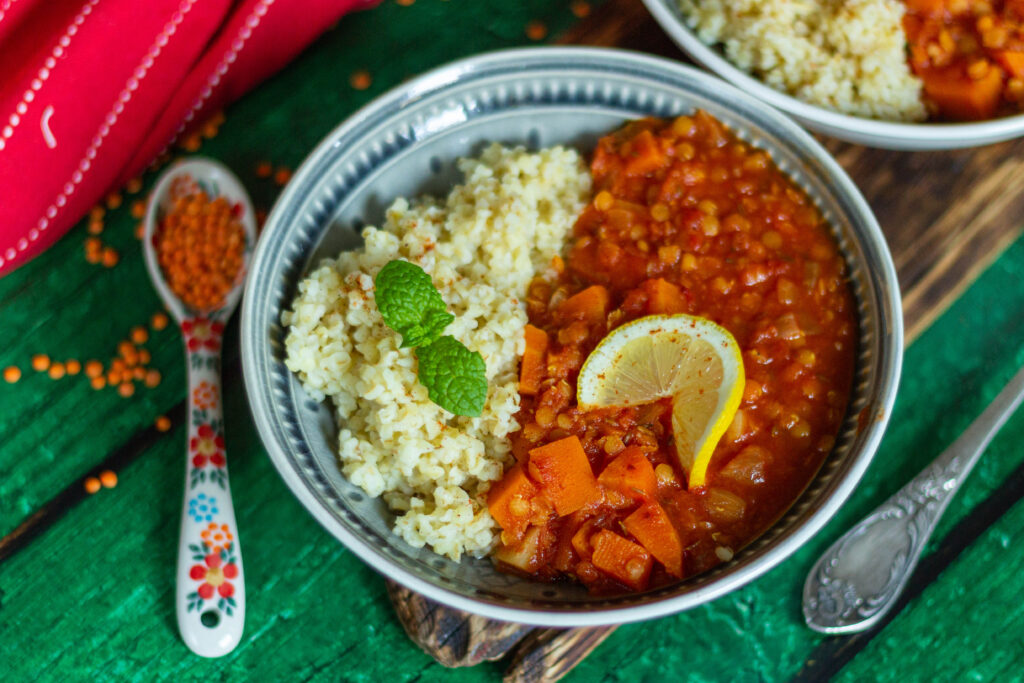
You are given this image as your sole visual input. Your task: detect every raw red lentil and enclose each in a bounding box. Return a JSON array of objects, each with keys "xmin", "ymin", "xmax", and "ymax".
[
  {"xmin": 144, "ymin": 369, "xmax": 161, "ymax": 388},
  {"xmin": 273, "ymin": 167, "xmax": 292, "ymax": 186},
  {"xmin": 154, "ymin": 183, "xmax": 246, "ymax": 311},
  {"xmin": 130, "ymin": 326, "xmax": 148, "ymax": 345},
  {"xmin": 90, "ymin": 376, "xmax": 106, "ymax": 390},
  {"xmin": 255, "ymin": 161, "xmax": 273, "ymax": 178},
  {"xmin": 106, "ymin": 192, "xmax": 122, "ymax": 209},
  {"xmin": 66, "ymin": 359, "xmax": 81, "ymax": 375},
  {"xmin": 31, "ymin": 355, "xmax": 50, "ymax": 372},
  {"xmin": 155, "ymin": 415, "xmax": 172, "ymax": 432},
  {"xmin": 3, "ymin": 366, "xmax": 20, "ymax": 383},
  {"xmin": 118, "ymin": 382, "xmax": 135, "ymax": 398},
  {"xmin": 151, "ymin": 312, "xmax": 169, "ymax": 330},
  {"xmin": 84, "ymin": 477, "xmax": 101, "ymax": 494},
  {"xmin": 101, "ymin": 247, "xmax": 119, "ymax": 268},
  {"xmin": 100, "ymin": 470, "xmax": 118, "ymax": 488}
]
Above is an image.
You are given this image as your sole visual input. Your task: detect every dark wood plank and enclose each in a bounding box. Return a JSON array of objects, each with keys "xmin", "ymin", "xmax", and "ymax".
[
  {"xmin": 386, "ymin": 582, "xmax": 534, "ymax": 667},
  {"xmin": 391, "ymin": 0, "xmax": 1024, "ymax": 675}
]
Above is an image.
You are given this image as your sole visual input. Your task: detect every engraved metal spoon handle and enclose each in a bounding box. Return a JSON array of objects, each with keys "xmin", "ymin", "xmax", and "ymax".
[{"xmin": 803, "ymin": 363, "xmax": 1024, "ymax": 634}]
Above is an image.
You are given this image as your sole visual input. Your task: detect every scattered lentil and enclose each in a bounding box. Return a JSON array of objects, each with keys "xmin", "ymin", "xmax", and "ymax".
[
  {"xmin": 89, "ymin": 206, "xmax": 105, "ymax": 221},
  {"xmin": 255, "ymin": 161, "xmax": 273, "ymax": 178},
  {"xmin": 48, "ymin": 363, "xmax": 66, "ymax": 379},
  {"xmin": 90, "ymin": 376, "xmax": 106, "ymax": 390},
  {"xmin": 84, "ymin": 477, "xmax": 101, "ymax": 494},
  {"xmin": 31, "ymin": 354, "xmax": 50, "ymax": 372},
  {"xmin": 350, "ymin": 69, "xmax": 372, "ymax": 90},
  {"xmin": 144, "ymin": 369, "xmax": 161, "ymax": 388},
  {"xmin": 118, "ymin": 382, "xmax": 135, "ymax": 397},
  {"xmin": 139, "ymin": 349, "xmax": 152, "ymax": 364},
  {"xmin": 526, "ymin": 20, "xmax": 548, "ymax": 40},
  {"xmin": 100, "ymin": 470, "xmax": 118, "ymax": 488},
  {"xmin": 131, "ymin": 200, "xmax": 146, "ymax": 219},
  {"xmin": 101, "ymin": 247, "xmax": 119, "ymax": 268},
  {"xmin": 273, "ymin": 167, "xmax": 292, "ymax": 186},
  {"xmin": 87, "ymin": 220, "xmax": 103, "ymax": 235},
  {"xmin": 85, "ymin": 360, "xmax": 103, "ymax": 378},
  {"xmin": 571, "ymin": 1, "xmax": 591, "ymax": 17},
  {"xmin": 66, "ymin": 359, "xmax": 81, "ymax": 375},
  {"xmin": 106, "ymin": 192, "xmax": 122, "ymax": 209},
  {"xmin": 126, "ymin": 177, "xmax": 143, "ymax": 194},
  {"xmin": 155, "ymin": 415, "xmax": 172, "ymax": 432},
  {"xmin": 3, "ymin": 366, "xmax": 20, "ymax": 383},
  {"xmin": 182, "ymin": 133, "xmax": 202, "ymax": 152},
  {"xmin": 131, "ymin": 326, "xmax": 149, "ymax": 345},
  {"xmin": 135, "ymin": 223, "xmax": 144, "ymax": 239},
  {"xmin": 151, "ymin": 312, "xmax": 169, "ymax": 330}
]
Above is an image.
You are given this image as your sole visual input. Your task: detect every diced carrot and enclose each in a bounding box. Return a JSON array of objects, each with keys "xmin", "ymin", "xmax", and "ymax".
[
  {"xmin": 571, "ymin": 518, "xmax": 599, "ymax": 560},
  {"xmin": 623, "ymin": 501, "xmax": 684, "ymax": 578},
  {"xmin": 597, "ymin": 447, "xmax": 658, "ymax": 502},
  {"xmin": 528, "ymin": 435, "xmax": 603, "ymax": 516},
  {"xmin": 625, "ymin": 129, "xmax": 667, "ymax": 176},
  {"xmin": 590, "ymin": 529, "xmax": 653, "ymax": 591},
  {"xmin": 641, "ymin": 278, "xmax": 688, "ymax": 315},
  {"xmin": 519, "ymin": 324, "xmax": 549, "ymax": 396},
  {"xmin": 486, "ymin": 463, "xmax": 539, "ymax": 543},
  {"xmin": 558, "ymin": 285, "xmax": 610, "ymax": 324},
  {"xmin": 993, "ymin": 50, "xmax": 1024, "ymax": 79},
  {"xmin": 493, "ymin": 525, "xmax": 554, "ymax": 574},
  {"xmin": 922, "ymin": 66, "xmax": 1003, "ymax": 120}
]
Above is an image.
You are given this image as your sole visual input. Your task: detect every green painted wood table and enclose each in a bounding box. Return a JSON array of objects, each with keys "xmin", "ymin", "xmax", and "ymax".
[{"xmin": 3, "ymin": 1, "xmax": 1024, "ymax": 680}]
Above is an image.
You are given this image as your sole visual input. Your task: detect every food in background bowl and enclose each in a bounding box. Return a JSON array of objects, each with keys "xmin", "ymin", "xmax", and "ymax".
[
  {"xmin": 282, "ymin": 111, "xmax": 857, "ymax": 595},
  {"xmin": 676, "ymin": 0, "xmax": 1024, "ymax": 122}
]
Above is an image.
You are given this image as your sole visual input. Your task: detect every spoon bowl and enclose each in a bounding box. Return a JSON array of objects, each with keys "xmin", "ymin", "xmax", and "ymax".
[{"xmin": 142, "ymin": 156, "xmax": 256, "ymax": 657}]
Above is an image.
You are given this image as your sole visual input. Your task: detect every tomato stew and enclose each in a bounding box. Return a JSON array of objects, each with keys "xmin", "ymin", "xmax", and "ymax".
[
  {"xmin": 904, "ymin": 0, "xmax": 1024, "ymax": 120},
  {"xmin": 487, "ymin": 113, "xmax": 858, "ymax": 594}
]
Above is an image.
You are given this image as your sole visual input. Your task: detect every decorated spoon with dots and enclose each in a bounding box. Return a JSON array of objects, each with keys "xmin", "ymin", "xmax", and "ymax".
[{"xmin": 142, "ymin": 157, "xmax": 256, "ymax": 657}]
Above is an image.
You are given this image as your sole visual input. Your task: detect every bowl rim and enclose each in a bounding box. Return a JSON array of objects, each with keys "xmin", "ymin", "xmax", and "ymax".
[
  {"xmin": 641, "ymin": 0, "xmax": 1024, "ymax": 150},
  {"xmin": 241, "ymin": 45, "xmax": 903, "ymax": 626}
]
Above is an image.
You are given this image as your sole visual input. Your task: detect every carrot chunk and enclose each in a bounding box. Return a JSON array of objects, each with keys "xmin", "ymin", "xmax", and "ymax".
[
  {"xmin": 597, "ymin": 446, "xmax": 658, "ymax": 502},
  {"xmin": 922, "ymin": 66, "xmax": 1003, "ymax": 120},
  {"xmin": 519, "ymin": 324, "xmax": 549, "ymax": 395},
  {"xmin": 590, "ymin": 529, "xmax": 653, "ymax": 591},
  {"xmin": 558, "ymin": 285, "xmax": 609, "ymax": 324},
  {"xmin": 528, "ymin": 435, "xmax": 603, "ymax": 516},
  {"xmin": 623, "ymin": 501, "xmax": 684, "ymax": 577},
  {"xmin": 486, "ymin": 464, "xmax": 538, "ymax": 543},
  {"xmin": 624, "ymin": 129, "xmax": 667, "ymax": 176},
  {"xmin": 994, "ymin": 50, "xmax": 1024, "ymax": 79},
  {"xmin": 642, "ymin": 278, "xmax": 688, "ymax": 315}
]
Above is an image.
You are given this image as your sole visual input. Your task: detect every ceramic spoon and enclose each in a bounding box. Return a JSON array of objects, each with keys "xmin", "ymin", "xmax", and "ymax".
[{"xmin": 142, "ymin": 158, "xmax": 256, "ymax": 657}]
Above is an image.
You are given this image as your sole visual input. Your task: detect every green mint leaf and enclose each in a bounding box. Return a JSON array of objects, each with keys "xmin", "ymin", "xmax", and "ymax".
[
  {"xmin": 374, "ymin": 260, "xmax": 450, "ymax": 345},
  {"xmin": 399, "ymin": 309, "xmax": 455, "ymax": 349},
  {"xmin": 415, "ymin": 336, "xmax": 488, "ymax": 417}
]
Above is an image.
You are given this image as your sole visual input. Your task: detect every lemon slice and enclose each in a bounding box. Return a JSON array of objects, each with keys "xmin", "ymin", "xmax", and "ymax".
[{"xmin": 577, "ymin": 314, "xmax": 744, "ymax": 488}]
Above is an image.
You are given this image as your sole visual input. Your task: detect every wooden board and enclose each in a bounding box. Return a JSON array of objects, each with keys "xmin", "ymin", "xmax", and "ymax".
[{"xmin": 2, "ymin": 1, "xmax": 1024, "ymax": 681}]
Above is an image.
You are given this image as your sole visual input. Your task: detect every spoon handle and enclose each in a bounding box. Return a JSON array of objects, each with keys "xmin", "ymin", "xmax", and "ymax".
[
  {"xmin": 175, "ymin": 317, "xmax": 245, "ymax": 656},
  {"xmin": 803, "ymin": 363, "xmax": 1024, "ymax": 634}
]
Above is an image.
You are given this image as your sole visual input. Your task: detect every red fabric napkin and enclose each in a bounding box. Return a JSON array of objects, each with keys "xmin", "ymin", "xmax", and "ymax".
[{"xmin": 0, "ymin": 0, "xmax": 376, "ymax": 276}]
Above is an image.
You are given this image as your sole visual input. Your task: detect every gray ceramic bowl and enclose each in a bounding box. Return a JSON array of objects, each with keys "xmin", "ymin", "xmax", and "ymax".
[
  {"xmin": 240, "ymin": 47, "xmax": 903, "ymax": 626},
  {"xmin": 643, "ymin": 0, "xmax": 1024, "ymax": 150}
]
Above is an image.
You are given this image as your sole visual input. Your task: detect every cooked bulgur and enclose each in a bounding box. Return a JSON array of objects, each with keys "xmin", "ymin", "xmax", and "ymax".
[
  {"xmin": 677, "ymin": 0, "xmax": 927, "ymax": 122},
  {"xmin": 282, "ymin": 144, "xmax": 590, "ymax": 560}
]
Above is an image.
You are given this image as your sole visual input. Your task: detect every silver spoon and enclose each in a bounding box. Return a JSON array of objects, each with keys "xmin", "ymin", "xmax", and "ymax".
[
  {"xmin": 142, "ymin": 157, "xmax": 256, "ymax": 656},
  {"xmin": 803, "ymin": 363, "xmax": 1024, "ymax": 634}
]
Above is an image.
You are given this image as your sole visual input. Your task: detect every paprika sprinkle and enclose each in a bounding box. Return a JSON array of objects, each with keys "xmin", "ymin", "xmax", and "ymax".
[{"xmin": 154, "ymin": 180, "xmax": 247, "ymax": 312}]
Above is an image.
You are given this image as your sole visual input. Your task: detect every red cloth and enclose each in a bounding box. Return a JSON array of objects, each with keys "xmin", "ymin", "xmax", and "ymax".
[{"xmin": 0, "ymin": 0, "xmax": 374, "ymax": 276}]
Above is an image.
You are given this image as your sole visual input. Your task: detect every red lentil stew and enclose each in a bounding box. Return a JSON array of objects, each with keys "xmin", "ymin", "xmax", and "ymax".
[
  {"xmin": 904, "ymin": 0, "xmax": 1024, "ymax": 120},
  {"xmin": 486, "ymin": 113, "xmax": 858, "ymax": 594}
]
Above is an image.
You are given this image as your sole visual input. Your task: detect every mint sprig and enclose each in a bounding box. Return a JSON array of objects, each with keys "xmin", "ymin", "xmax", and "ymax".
[
  {"xmin": 415, "ymin": 336, "xmax": 487, "ymax": 417},
  {"xmin": 374, "ymin": 260, "xmax": 452, "ymax": 348},
  {"xmin": 373, "ymin": 259, "xmax": 487, "ymax": 417}
]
